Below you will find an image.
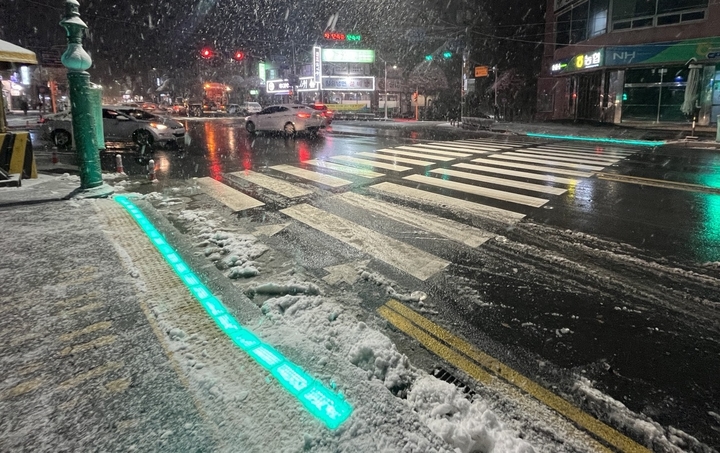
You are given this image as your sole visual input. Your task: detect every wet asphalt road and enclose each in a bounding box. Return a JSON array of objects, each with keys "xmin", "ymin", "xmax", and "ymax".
[{"xmin": 33, "ymin": 119, "xmax": 720, "ymax": 448}]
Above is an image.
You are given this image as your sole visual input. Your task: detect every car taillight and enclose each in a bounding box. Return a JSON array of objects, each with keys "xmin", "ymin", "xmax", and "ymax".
[{"xmin": 297, "ymin": 112, "xmax": 311, "ymax": 119}]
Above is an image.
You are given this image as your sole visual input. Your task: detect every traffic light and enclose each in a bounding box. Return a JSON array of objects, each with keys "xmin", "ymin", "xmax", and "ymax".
[
  {"xmin": 425, "ymin": 55, "xmax": 433, "ymax": 61},
  {"xmin": 233, "ymin": 50, "xmax": 245, "ymax": 61},
  {"xmin": 200, "ymin": 47, "xmax": 214, "ymax": 59},
  {"xmin": 442, "ymin": 51, "xmax": 452, "ymax": 59},
  {"xmin": 412, "ymin": 91, "xmax": 419, "ymax": 102}
]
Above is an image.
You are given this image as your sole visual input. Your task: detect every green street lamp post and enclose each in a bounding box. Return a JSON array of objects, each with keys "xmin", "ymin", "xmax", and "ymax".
[{"xmin": 60, "ymin": 0, "xmax": 113, "ymax": 197}]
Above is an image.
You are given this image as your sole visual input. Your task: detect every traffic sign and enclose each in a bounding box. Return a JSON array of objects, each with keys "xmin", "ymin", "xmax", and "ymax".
[{"xmin": 474, "ymin": 66, "xmax": 489, "ymax": 77}]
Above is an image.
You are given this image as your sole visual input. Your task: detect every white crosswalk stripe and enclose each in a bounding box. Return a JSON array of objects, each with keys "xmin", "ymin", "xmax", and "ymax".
[
  {"xmin": 369, "ymin": 182, "xmax": 525, "ymax": 224},
  {"xmin": 227, "ymin": 171, "xmax": 313, "ymax": 198},
  {"xmin": 457, "ymin": 140, "xmax": 524, "ymax": 148},
  {"xmin": 404, "ymin": 174, "xmax": 549, "ymax": 208},
  {"xmin": 402, "ymin": 143, "xmax": 492, "ymax": 153},
  {"xmin": 375, "ymin": 148, "xmax": 457, "ymax": 161},
  {"xmin": 395, "ymin": 146, "xmax": 472, "ymax": 158},
  {"xmin": 355, "ymin": 151, "xmax": 436, "ymax": 166},
  {"xmin": 270, "ymin": 164, "xmax": 352, "ymax": 188},
  {"xmin": 531, "ymin": 147, "xmax": 631, "ymax": 160},
  {"xmin": 471, "ymin": 157, "xmax": 594, "ymax": 178},
  {"xmin": 453, "ymin": 163, "xmax": 578, "ymax": 185},
  {"xmin": 196, "ymin": 177, "xmax": 265, "ymax": 211},
  {"xmin": 509, "ymin": 150, "xmax": 619, "ymax": 165},
  {"xmin": 304, "ymin": 159, "xmax": 385, "ymax": 179},
  {"xmin": 540, "ymin": 144, "xmax": 635, "ymax": 155},
  {"xmin": 423, "ymin": 142, "xmax": 504, "ymax": 152},
  {"xmin": 334, "ymin": 192, "xmax": 493, "ymax": 248},
  {"xmin": 430, "ymin": 168, "xmax": 567, "ymax": 195},
  {"xmin": 487, "ymin": 154, "xmax": 606, "ymax": 172},
  {"xmin": 329, "ymin": 155, "xmax": 413, "ymax": 172},
  {"xmin": 280, "ymin": 203, "xmax": 450, "ymax": 281}
]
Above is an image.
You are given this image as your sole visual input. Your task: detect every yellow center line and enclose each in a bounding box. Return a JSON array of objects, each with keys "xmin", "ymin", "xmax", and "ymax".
[
  {"xmin": 379, "ymin": 299, "xmax": 651, "ymax": 453},
  {"xmin": 57, "ymin": 361, "xmax": 123, "ymax": 390},
  {"xmin": 59, "ymin": 335, "xmax": 118, "ymax": 357},
  {"xmin": 60, "ymin": 321, "xmax": 113, "ymax": 342}
]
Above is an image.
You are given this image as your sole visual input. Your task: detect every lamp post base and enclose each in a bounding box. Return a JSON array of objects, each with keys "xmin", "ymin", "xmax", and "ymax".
[{"xmin": 65, "ymin": 183, "xmax": 115, "ymax": 199}]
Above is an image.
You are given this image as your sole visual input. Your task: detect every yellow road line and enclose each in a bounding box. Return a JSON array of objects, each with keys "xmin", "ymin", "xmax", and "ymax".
[
  {"xmin": 380, "ymin": 299, "xmax": 651, "ymax": 453},
  {"xmin": 596, "ymin": 172, "xmax": 720, "ymax": 194},
  {"xmin": 377, "ymin": 306, "xmax": 492, "ymax": 384},
  {"xmin": 60, "ymin": 302, "xmax": 103, "ymax": 317},
  {"xmin": 0, "ymin": 377, "xmax": 44, "ymax": 400},
  {"xmin": 58, "ymin": 361, "xmax": 123, "ymax": 390},
  {"xmin": 59, "ymin": 335, "xmax": 118, "ymax": 357},
  {"xmin": 60, "ymin": 321, "xmax": 112, "ymax": 342}
]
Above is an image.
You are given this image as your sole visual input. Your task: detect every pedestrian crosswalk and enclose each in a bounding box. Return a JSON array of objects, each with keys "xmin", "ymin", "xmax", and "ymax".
[{"xmin": 195, "ymin": 138, "xmax": 638, "ymax": 281}]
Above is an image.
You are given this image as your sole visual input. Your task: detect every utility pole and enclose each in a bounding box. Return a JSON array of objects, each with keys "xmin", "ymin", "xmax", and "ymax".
[
  {"xmin": 60, "ymin": 0, "xmax": 112, "ymax": 197},
  {"xmin": 384, "ymin": 60, "xmax": 388, "ymax": 120}
]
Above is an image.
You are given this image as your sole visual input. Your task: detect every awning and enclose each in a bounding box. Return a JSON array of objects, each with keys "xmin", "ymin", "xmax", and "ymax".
[{"xmin": 0, "ymin": 39, "xmax": 38, "ymax": 65}]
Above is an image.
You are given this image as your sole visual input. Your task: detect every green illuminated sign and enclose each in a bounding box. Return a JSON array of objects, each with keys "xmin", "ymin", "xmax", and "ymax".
[
  {"xmin": 115, "ymin": 196, "xmax": 353, "ymax": 429},
  {"xmin": 321, "ymin": 48, "xmax": 375, "ymax": 63}
]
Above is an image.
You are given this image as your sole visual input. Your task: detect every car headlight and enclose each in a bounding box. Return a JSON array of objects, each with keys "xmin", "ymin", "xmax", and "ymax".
[{"xmin": 150, "ymin": 122, "xmax": 168, "ymax": 130}]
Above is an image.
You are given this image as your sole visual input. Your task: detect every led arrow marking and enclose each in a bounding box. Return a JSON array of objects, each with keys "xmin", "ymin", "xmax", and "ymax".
[{"xmin": 115, "ymin": 196, "xmax": 352, "ymax": 429}]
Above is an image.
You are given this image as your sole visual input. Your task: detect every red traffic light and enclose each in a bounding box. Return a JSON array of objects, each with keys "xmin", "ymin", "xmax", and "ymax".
[
  {"xmin": 233, "ymin": 51, "xmax": 245, "ymax": 61},
  {"xmin": 200, "ymin": 47, "xmax": 214, "ymax": 59}
]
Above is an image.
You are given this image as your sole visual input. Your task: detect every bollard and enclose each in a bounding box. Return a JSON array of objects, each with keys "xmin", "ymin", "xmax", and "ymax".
[
  {"xmin": 52, "ymin": 150, "xmax": 58, "ymax": 164},
  {"xmin": 148, "ymin": 159, "xmax": 156, "ymax": 181},
  {"xmin": 115, "ymin": 154, "xmax": 124, "ymax": 174}
]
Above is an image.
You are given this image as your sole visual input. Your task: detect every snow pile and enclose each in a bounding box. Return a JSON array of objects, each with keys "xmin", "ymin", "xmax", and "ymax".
[
  {"xmin": 408, "ymin": 376, "xmax": 535, "ymax": 453},
  {"xmin": 573, "ymin": 378, "xmax": 710, "ymax": 452}
]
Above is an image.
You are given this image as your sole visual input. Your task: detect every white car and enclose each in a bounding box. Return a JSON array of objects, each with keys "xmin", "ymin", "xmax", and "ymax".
[
  {"xmin": 244, "ymin": 104, "xmax": 324, "ymax": 135},
  {"xmin": 43, "ymin": 105, "xmax": 182, "ymax": 149}
]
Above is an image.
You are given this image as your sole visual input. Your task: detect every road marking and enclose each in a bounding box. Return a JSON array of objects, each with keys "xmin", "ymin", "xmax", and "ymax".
[
  {"xmin": 270, "ymin": 164, "xmax": 352, "ymax": 188},
  {"xmin": 328, "ymin": 155, "xmax": 413, "ymax": 172},
  {"xmin": 453, "ymin": 163, "xmax": 578, "ymax": 185},
  {"xmin": 377, "ymin": 305, "xmax": 493, "ymax": 384},
  {"xmin": 335, "ymin": 192, "xmax": 493, "ymax": 248},
  {"xmin": 488, "ymin": 154, "xmax": 606, "ymax": 172},
  {"xmin": 411, "ymin": 143, "xmax": 495, "ymax": 153},
  {"xmin": 535, "ymin": 146, "xmax": 634, "ymax": 158},
  {"xmin": 531, "ymin": 148, "xmax": 631, "ymax": 161},
  {"xmin": 596, "ymin": 172, "xmax": 720, "ymax": 194},
  {"xmin": 59, "ymin": 335, "xmax": 118, "ymax": 357},
  {"xmin": 369, "ymin": 182, "xmax": 525, "ymax": 224},
  {"xmin": 430, "ymin": 142, "xmax": 510, "ymax": 151},
  {"xmin": 9, "ymin": 332, "xmax": 43, "ymax": 347},
  {"xmin": 471, "ymin": 157, "xmax": 594, "ymax": 178},
  {"xmin": 105, "ymin": 377, "xmax": 131, "ymax": 393},
  {"xmin": 0, "ymin": 377, "xmax": 44, "ymax": 400},
  {"xmin": 544, "ymin": 144, "xmax": 635, "ymax": 155},
  {"xmin": 375, "ymin": 148, "xmax": 456, "ymax": 161},
  {"xmin": 395, "ymin": 145, "xmax": 472, "ymax": 158},
  {"xmin": 281, "ymin": 203, "xmax": 449, "ymax": 281},
  {"xmin": 305, "ymin": 159, "xmax": 385, "ymax": 179},
  {"xmin": 55, "ymin": 292, "xmax": 100, "ymax": 307},
  {"xmin": 196, "ymin": 177, "xmax": 265, "ymax": 211},
  {"xmin": 404, "ymin": 174, "xmax": 549, "ymax": 208},
  {"xmin": 356, "ymin": 151, "xmax": 436, "ymax": 167},
  {"xmin": 58, "ymin": 361, "xmax": 124, "ymax": 390},
  {"xmin": 227, "ymin": 170, "xmax": 313, "ymax": 198},
  {"xmin": 379, "ymin": 300, "xmax": 651, "ymax": 453},
  {"xmin": 458, "ymin": 140, "xmax": 524, "ymax": 148},
  {"xmin": 60, "ymin": 302, "xmax": 103, "ymax": 317},
  {"xmin": 59, "ymin": 321, "xmax": 112, "ymax": 342},
  {"xmin": 431, "ymin": 168, "xmax": 567, "ymax": 195},
  {"xmin": 511, "ymin": 150, "xmax": 619, "ymax": 165}
]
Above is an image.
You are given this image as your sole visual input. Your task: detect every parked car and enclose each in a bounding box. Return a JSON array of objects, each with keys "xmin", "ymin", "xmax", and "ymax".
[
  {"xmin": 244, "ymin": 104, "xmax": 324, "ymax": 135},
  {"xmin": 170, "ymin": 103, "xmax": 187, "ymax": 116},
  {"xmin": 43, "ymin": 105, "xmax": 182, "ymax": 149},
  {"xmin": 240, "ymin": 101, "xmax": 262, "ymax": 115},
  {"xmin": 307, "ymin": 103, "xmax": 334, "ymax": 127},
  {"xmin": 114, "ymin": 106, "xmax": 186, "ymax": 142}
]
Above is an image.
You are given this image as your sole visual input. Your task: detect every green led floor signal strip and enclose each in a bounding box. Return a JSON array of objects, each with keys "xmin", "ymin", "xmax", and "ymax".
[{"xmin": 115, "ymin": 196, "xmax": 353, "ymax": 429}]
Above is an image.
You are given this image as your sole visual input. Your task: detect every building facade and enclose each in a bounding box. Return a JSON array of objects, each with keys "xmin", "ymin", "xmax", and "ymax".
[{"xmin": 537, "ymin": 0, "xmax": 720, "ymax": 125}]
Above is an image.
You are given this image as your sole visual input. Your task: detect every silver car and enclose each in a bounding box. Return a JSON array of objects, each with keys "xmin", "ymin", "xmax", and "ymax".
[
  {"xmin": 244, "ymin": 104, "xmax": 324, "ymax": 136},
  {"xmin": 43, "ymin": 105, "xmax": 182, "ymax": 149}
]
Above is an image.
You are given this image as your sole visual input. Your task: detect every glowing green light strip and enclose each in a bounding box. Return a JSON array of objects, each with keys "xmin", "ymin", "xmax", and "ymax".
[
  {"xmin": 114, "ymin": 196, "xmax": 353, "ymax": 429},
  {"xmin": 526, "ymin": 132, "xmax": 664, "ymax": 147}
]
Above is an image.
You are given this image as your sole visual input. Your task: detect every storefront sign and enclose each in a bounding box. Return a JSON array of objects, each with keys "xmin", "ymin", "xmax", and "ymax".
[
  {"xmin": 551, "ymin": 50, "xmax": 603, "ymax": 74},
  {"xmin": 313, "ymin": 46, "xmax": 322, "ymax": 83},
  {"xmin": 321, "ymin": 49, "xmax": 375, "ymax": 63},
  {"xmin": 297, "ymin": 77, "xmax": 321, "ymax": 92},
  {"xmin": 266, "ymin": 79, "xmax": 291, "ymax": 94},
  {"xmin": 605, "ymin": 36, "xmax": 720, "ymax": 66},
  {"xmin": 321, "ymin": 76, "xmax": 375, "ymax": 91}
]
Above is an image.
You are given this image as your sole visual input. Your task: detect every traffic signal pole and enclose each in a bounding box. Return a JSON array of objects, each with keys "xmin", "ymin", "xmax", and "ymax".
[{"xmin": 60, "ymin": 0, "xmax": 113, "ymax": 198}]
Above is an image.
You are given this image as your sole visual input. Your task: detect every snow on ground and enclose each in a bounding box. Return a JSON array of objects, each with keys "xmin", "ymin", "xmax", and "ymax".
[{"xmin": 132, "ymin": 191, "xmax": 717, "ymax": 452}]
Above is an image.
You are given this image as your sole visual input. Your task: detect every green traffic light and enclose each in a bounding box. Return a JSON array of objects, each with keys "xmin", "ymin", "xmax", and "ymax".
[
  {"xmin": 425, "ymin": 55, "xmax": 433, "ymax": 61},
  {"xmin": 442, "ymin": 51, "xmax": 452, "ymax": 59}
]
